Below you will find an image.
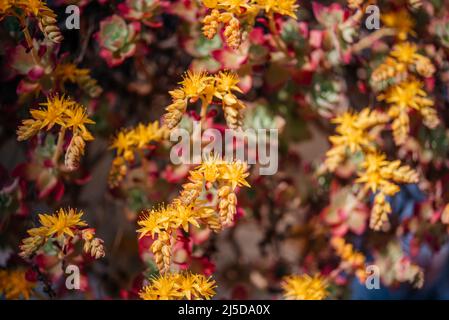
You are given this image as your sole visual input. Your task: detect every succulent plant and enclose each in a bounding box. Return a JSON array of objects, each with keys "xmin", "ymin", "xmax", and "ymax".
[{"xmin": 96, "ymin": 15, "xmax": 141, "ymax": 67}]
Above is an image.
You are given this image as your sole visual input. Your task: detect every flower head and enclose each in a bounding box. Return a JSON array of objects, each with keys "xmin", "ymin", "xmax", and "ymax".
[
  {"xmin": 38, "ymin": 208, "xmax": 87, "ymax": 238},
  {"xmin": 220, "ymin": 160, "xmax": 250, "ymax": 190},
  {"xmin": 0, "ymin": 269, "xmax": 35, "ymax": 300},
  {"xmin": 180, "ymin": 71, "xmax": 213, "ymax": 100},
  {"xmin": 63, "ymin": 105, "xmax": 95, "ymax": 141},
  {"xmin": 282, "ymin": 274, "xmax": 329, "ymax": 300},
  {"xmin": 140, "ymin": 273, "xmax": 182, "ymax": 300},
  {"xmin": 256, "ymin": 0, "xmax": 299, "ymax": 19},
  {"xmin": 356, "ymin": 152, "xmax": 418, "ymax": 196},
  {"xmin": 382, "ymin": 9, "xmax": 415, "ymax": 40},
  {"xmin": 31, "ymin": 95, "xmax": 74, "ymax": 130},
  {"xmin": 139, "ymin": 272, "xmax": 216, "ymax": 300},
  {"xmin": 111, "ymin": 130, "xmax": 135, "ymax": 161}
]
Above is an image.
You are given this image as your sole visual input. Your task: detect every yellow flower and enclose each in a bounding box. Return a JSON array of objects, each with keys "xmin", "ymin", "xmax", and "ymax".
[
  {"xmin": 17, "ymin": 95, "xmax": 96, "ymax": 142},
  {"xmin": 174, "ymin": 273, "xmax": 196, "ymax": 300},
  {"xmin": 54, "ymin": 63, "xmax": 89, "ymax": 83},
  {"xmin": 31, "ymin": 95, "xmax": 75, "ymax": 131},
  {"xmin": 140, "ymin": 274, "xmax": 182, "ymax": 300},
  {"xmin": 192, "ymin": 274, "xmax": 217, "ymax": 300},
  {"xmin": 63, "ymin": 105, "xmax": 95, "ymax": 141},
  {"xmin": 16, "ymin": 0, "xmax": 47, "ymax": 16},
  {"xmin": 137, "ymin": 206, "xmax": 174, "ymax": 238},
  {"xmin": 356, "ymin": 152, "xmax": 418, "ymax": 196},
  {"xmin": 324, "ymin": 109, "xmax": 389, "ymax": 172},
  {"xmin": 0, "ymin": 0, "xmax": 13, "ymax": 16},
  {"xmin": 139, "ymin": 273, "xmax": 216, "ymax": 300},
  {"xmin": 390, "ymin": 42, "xmax": 418, "ymax": 64},
  {"xmin": 171, "ymin": 202, "xmax": 201, "ymax": 232},
  {"xmin": 282, "ymin": 274, "xmax": 329, "ymax": 300},
  {"xmin": 381, "ymin": 80, "xmax": 433, "ymax": 112},
  {"xmin": 130, "ymin": 121, "xmax": 163, "ymax": 149},
  {"xmin": 214, "ymin": 70, "xmax": 242, "ymax": 103},
  {"xmin": 38, "ymin": 207, "xmax": 87, "ymax": 238},
  {"xmin": 180, "ymin": 70, "xmax": 213, "ymax": 100},
  {"xmin": 331, "ymin": 237, "xmax": 366, "ymax": 269},
  {"xmin": 381, "ymin": 9, "xmax": 415, "ymax": 40},
  {"xmin": 130, "ymin": 123, "xmax": 151, "ymax": 149},
  {"xmin": 256, "ymin": 0, "xmax": 299, "ymax": 19},
  {"xmin": 0, "ymin": 269, "xmax": 35, "ymax": 300},
  {"xmin": 220, "ymin": 160, "xmax": 250, "ymax": 190},
  {"xmin": 111, "ymin": 130, "xmax": 135, "ymax": 160},
  {"xmin": 198, "ymin": 154, "xmax": 223, "ymax": 183},
  {"xmin": 216, "ymin": 70, "xmax": 242, "ymax": 93},
  {"xmin": 330, "ymin": 113, "xmax": 372, "ymax": 153}
]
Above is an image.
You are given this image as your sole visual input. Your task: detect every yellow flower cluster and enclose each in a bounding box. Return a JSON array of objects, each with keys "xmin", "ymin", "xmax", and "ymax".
[
  {"xmin": 378, "ymin": 79, "xmax": 438, "ymax": 145},
  {"xmin": 54, "ymin": 63, "xmax": 103, "ymax": 98},
  {"xmin": 201, "ymin": 0, "xmax": 299, "ymax": 49},
  {"xmin": 372, "ymin": 42, "xmax": 435, "ymax": 85},
  {"xmin": 371, "ymin": 24, "xmax": 438, "ymax": 146},
  {"xmin": 282, "ymin": 274, "xmax": 329, "ymax": 300},
  {"xmin": 356, "ymin": 152, "xmax": 418, "ymax": 229},
  {"xmin": 164, "ymin": 70, "xmax": 246, "ymax": 130},
  {"xmin": 137, "ymin": 157, "xmax": 250, "ymax": 273},
  {"xmin": 325, "ymin": 15, "xmax": 438, "ymax": 231},
  {"xmin": 381, "ymin": 9, "xmax": 415, "ymax": 41},
  {"xmin": 0, "ymin": 269, "xmax": 35, "ymax": 300},
  {"xmin": 347, "ymin": 0, "xmax": 363, "ymax": 10},
  {"xmin": 325, "ymin": 108, "xmax": 420, "ymax": 231},
  {"xmin": 17, "ymin": 94, "xmax": 95, "ymax": 171},
  {"xmin": 0, "ymin": 0, "xmax": 63, "ymax": 43},
  {"xmin": 139, "ymin": 272, "xmax": 216, "ymax": 300},
  {"xmin": 19, "ymin": 208, "xmax": 105, "ymax": 260},
  {"xmin": 109, "ymin": 121, "xmax": 168, "ymax": 187},
  {"xmin": 331, "ymin": 237, "xmax": 366, "ymax": 282},
  {"xmin": 324, "ymin": 108, "xmax": 389, "ymax": 172}
]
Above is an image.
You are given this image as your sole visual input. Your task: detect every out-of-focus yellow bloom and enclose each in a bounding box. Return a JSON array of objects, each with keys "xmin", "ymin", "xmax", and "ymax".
[
  {"xmin": 256, "ymin": 0, "xmax": 299, "ymax": 19},
  {"xmin": 355, "ymin": 152, "xmax": 418, "ymax": 230},
  {"xmin": 139, "ymin": 272, "xmax": 216, "ymax": 300},
  {"xmin": 0, "ymin": 269, "xmax": 35, "ymax": 300},
  {"xmin": 54, "ymin": 63, "xmax": 102, "ymax": 97},
  {"xmin": 110, "ymin": 130, "xmax": 135, "ymax": 160},
  {"xmin": 137, "ymin": 156, "xmax": 250, "ymax": 273},
  {"xmin": 282, "ymin": 274, "xmax": 329, "ymax": 300},
  {"xmin": 378, "ymin": 80, "xmax": 438, "ymax": 145},
  {"xmin": 356, "ymin": 152, "xmax": 418, "ymax": 196},
  {"xmin": 54, "ymin": 63, "xmax": 89, "ymax": 83},
  {"xmin": 0, "ymin": 0, "xmax": 13, "ymax": 16},
  {"xmin": 331, "ymin": 237, "xmax": 366, "ymax": 280},
  {"xmin": 381, "ymin": 9, "xmax": 415, "ymax": 40},
  {"xmin": 108, "ymin": 121, "xmax": 167, "ymax": 187},
  {"xmin": 325, "ymin": 109, "xmax": 389, "ymax": 172}
]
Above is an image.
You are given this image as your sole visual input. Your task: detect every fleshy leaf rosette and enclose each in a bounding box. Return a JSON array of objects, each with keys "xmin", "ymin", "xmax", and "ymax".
[{"xmin": 96, "ymin": 15, "xmax": 141, "ymax": 67}]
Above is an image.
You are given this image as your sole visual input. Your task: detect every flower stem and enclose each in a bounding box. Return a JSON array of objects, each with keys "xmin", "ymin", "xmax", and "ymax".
[
  {"xmin": 351, "ymin": 28, "xmax": 396, "ymax": 53},
  {"xmin": 19, "ymin": 16, "xmax": 40, "ymax": 65},
  {"xmin": 267, "ymin": 13, "xmax": 290, "ymax": 58},
  {"xmin": 200, "ymin": 97, "xmax": 208, "ymax": 127},
  {"xmin": 52, "ymin": 128, "xmax": 66, "ymax": 166}
]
